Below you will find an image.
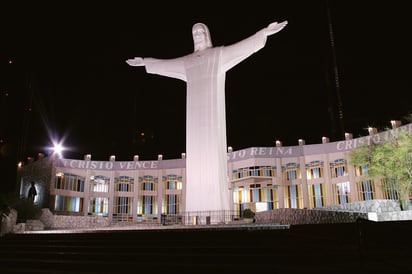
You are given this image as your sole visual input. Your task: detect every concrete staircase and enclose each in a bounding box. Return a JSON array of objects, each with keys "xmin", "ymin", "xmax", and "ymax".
[{"xmin": 0, "ymin": 221, "xmax": 411, "ymax": 273}]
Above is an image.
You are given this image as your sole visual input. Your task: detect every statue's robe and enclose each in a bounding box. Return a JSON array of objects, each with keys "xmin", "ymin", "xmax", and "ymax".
[{"xmin": 144, "ymin": 29, "xmax": 268, "ymax": 213}]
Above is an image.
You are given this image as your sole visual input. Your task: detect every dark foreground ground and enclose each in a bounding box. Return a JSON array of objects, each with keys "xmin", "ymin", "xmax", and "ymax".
[{"xmin": 0, "ymin": 219, "xmax": 411, "ymax": 274}]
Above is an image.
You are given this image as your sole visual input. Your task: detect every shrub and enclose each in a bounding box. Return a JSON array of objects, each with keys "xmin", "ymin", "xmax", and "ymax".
[
  {"xmin": 242, "ymin": 208, "xmax": 255, "ymax": 219},
  {"xmin": 13, "ymin": 198, "xmax": 42, "ymax": 223},
  {"xmin": 0, "ymin": 192, "xmax": 41, "ymax": 222}
]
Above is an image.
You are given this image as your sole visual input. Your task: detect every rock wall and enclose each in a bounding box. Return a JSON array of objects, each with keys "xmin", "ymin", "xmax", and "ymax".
[
  {"xmin": 255, "ymin": 200, "xmax": 411, "ymax": 225},
  {"xmin": 320, "ymin": 199, "xmax": 402, "ymax": 213},
  {"xmin": 20, "ymin": 208, "xmax": 111, "ymax": 231},
  {"xmin": 50, "ymin": 215, "xmax": 111, "ymax": 229},
  {"xmin": 255, "ymin": 208, "xmax": 367, "ymax": 225}
]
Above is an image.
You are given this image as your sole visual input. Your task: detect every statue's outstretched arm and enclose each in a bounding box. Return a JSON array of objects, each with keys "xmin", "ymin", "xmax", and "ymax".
[
  {"xmin": 264, "ymin": 21, "xmax": 288, "ymax": 36},
  {"xmin": 126, "ymin": 57, "xmax": 145, "ymax": 67}
]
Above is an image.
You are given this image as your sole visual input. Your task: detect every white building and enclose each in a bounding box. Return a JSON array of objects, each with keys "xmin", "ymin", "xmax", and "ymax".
[{"xmin": 17, "ymin": 122, "xmax": 411, "ymax": 224}]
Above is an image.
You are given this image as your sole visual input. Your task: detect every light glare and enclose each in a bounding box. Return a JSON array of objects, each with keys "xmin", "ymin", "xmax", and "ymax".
[{"xmin": 52, "ymin": 141, "xmax": 65, "ymax": 157}]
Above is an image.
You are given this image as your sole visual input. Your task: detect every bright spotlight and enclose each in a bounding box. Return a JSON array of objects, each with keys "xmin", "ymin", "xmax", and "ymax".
[{"xmin": 52, "ymin": 141, "xmax": 65, "ymax": 158}]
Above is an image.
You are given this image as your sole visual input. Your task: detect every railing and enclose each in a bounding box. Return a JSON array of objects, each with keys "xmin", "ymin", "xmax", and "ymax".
[
  {"xmin": 178, "ymin": 210, "xmax": 240, "ymax": 225},
  {"xmin": 110, "ymin": 210, "xmax": 241, "ymax": 225}
]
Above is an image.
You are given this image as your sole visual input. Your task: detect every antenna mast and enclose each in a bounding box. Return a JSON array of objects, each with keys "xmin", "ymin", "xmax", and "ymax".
[{"xmin": 327, "ymin": 1, "xmax": 345, "ymax": 138}]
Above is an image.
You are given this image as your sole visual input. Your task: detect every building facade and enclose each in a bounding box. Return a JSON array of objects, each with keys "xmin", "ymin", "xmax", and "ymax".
[{"xmin": 17, "ymin": 122, "xmax": 411, "ymax": 224}]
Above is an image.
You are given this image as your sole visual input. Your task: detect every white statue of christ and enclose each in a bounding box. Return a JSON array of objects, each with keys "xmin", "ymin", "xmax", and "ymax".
[{"xmin": 126, "ymin": 20, "xmax": 287, "ymax": 215}]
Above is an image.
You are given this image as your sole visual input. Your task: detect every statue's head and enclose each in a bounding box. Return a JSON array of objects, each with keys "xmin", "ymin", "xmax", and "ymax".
[{"xmin": 192, "ymin": 23, "xmax": 212, "ymax": 52}]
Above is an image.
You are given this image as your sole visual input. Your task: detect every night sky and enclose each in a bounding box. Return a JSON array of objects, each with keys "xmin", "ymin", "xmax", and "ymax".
[{"xmin": 1, "ymin": 1, "xmax": 411, "ymax": 192}]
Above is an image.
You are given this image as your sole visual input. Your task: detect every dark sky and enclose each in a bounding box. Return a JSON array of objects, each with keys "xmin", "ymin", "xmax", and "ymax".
[{"xmin": 1, "ymin": 1, "xmax": 411, "ymax": 191}]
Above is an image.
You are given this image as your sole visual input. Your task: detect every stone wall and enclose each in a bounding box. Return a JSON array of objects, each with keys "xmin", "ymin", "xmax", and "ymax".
[
  {"xmin": 20, "ymin": 208, "xmax": 111, "ymax": 231},
  {"xmin": 50, "ymin": 215, "xmax": 111, "ymax": 229},
  {"xmin": 25, "ymin": 220, "xmax": 45, "ymax": 231},
  {"xmin": 368, "ymin": 210, "xmax": 412, "ymax": 221},
  {"xmin": 255, "ymin": 200, "xmax": 411, "ymax": 225},
  {"xmin": 320, "ymin": 199, "xmax": 402, "ymax": 213},
  {"xmin": 255, "ymin": 208, "xmax": 368, "ymax": 225}
]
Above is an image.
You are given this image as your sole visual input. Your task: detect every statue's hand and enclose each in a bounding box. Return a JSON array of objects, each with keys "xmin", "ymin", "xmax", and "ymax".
[
  {"xmin": 265, "ymin": 21, "xmax": 288, "ymax": 36},
  {"xmin": 126, "ymin": 57, "xmax": 145, "ymax": 67}
]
